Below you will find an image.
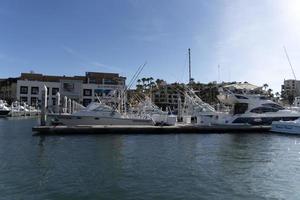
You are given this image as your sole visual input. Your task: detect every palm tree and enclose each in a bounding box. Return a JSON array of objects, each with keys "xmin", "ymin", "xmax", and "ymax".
[
  {"xmin": 263, "ymin": 83, "xmax": 268, "ymax": 90},
  {"xmin": 141, "ymin": 77, "xmax": 146, "ymax": 85}
]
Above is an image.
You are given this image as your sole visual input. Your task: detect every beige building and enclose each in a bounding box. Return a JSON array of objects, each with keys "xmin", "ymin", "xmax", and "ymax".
[
  {"xmin": 0, "ymin": 72, "xmax": 126, "ymax": 106},
  {"xmin": 281, "ymin": 79, "xmax": 300, "ymax": 99}
]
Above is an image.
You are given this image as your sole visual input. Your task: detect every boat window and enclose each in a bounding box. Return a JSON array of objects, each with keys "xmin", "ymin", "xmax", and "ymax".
[
  {"xmin": 259, "ymin": 96, "xmax": 268, "ymax": 100},
  {"xmin": 233, "ymin": 103, "xmax": 248, "ymax": 114},
  {"xmin": 250, "ymin": 107, "xmax": 279, "ymax": 113},
  {"xmin": 235, "ymin": 95, "xmax": 248, "ymax": 99},
  {"xmin": 262, "ymin": 103, "xmax": 284, "ymax": 110}
]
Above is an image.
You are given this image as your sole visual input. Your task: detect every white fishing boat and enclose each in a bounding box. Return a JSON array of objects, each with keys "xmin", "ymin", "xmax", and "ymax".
[
  {"xmin": 271, "ymin": 119, "xmax": 300, "ymax": 134},
  {"xmin": 130, "ymin": 97, "xmax": 177, "ymax": 126},
  {"xmin": 48, "ymin": 101, "xmax": 154, "ymax": 126},
  {"xmin": 181, "ymin": 89, "xmax": 220, "ymax": 126}
]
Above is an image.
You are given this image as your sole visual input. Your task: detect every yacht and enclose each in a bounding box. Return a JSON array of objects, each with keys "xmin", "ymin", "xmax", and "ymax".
[
  {"xmin": 215, "ymin": 87, "xmax": 300, "ymax": 125},
  {"xmin": 48, "ymin": 101, "xmax": 154, "ymax": 126},
  {"xmin": 271, "ymin": 119, "xmax": 300, "ymax": 134},
  {"xmin": 0, "ymin": 100, "xmax": 11, "ymax": 116}
]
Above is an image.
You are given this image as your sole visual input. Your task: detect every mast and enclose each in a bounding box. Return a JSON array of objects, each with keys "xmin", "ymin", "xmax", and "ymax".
[
  {"xmin": 218, "ymin": 64, "xmax": 220, "ymax": 83},
  {"xmin": 284, "ymin": 46, "xmax": 298, "ymax": 99},
  {"xmin": 188, "ymin": 48, "xmax": 192, "ymax": 84}
]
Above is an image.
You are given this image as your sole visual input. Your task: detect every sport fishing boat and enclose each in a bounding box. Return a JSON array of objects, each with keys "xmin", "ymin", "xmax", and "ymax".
[
  {"xmin": 215, "ymin": 84, "xmax": 300, "ymax": 125},
  {"xmin": 181, "ymin": 89, "xmax": 220, "ymax": 126},
  {"xmin": 271, "ymin": 119, "xmax": 300, "ymax": 134},
  {"xmin": 129, "ymin": 97, "xmax": 177, "ymax": 126},
  {"xmin": 48, "ymin": 101, "xmax": 154, "ymax": 126}
]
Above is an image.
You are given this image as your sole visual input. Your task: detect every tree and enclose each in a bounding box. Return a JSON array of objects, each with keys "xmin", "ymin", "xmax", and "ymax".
[{"xmin": 263, "ymin": 83, "xmax": 268, "ymax": 90}]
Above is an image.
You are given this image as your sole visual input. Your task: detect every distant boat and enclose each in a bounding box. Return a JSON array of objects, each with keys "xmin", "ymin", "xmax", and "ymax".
[{"xmin": 0, "ymin": 100, "xmax": 11, "ymax": 116}]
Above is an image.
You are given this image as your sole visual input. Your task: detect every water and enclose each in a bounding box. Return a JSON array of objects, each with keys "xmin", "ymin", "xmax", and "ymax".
[{"xmin": 1, "ymin": 118, "xmax": 300, "ymax": 199}]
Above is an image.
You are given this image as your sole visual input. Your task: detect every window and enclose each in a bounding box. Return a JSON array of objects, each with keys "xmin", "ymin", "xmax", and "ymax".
[
  {"xmin": 31, "ymin": 87, "xmax": 39, "ymax": 95},
  {"xmin": 250, "ymin": 107, "xmax": 279, "ymax": 113},
  {"xmin": 63, "ymin": 83, "xmax": 74, "ymax": 92},
  {"xmin": 31, "ymin": 97, "xmax": 38, "ymax": 106},
  {"xmin": 20, "ymin": 96, "xmax": 28, "ymax": 103},
  {"xmin": 262, "ymin": 103, "xmax": 284, "ymax": 110},
  {"xmin": 52, "ymin": 98, "xmax": 56, "ymax": 106},
  {"xmin": 20, "ymin": 86, "xmax": 28, "ymax": 94},
  {"xmin": 259, "ymin": 96, "xmax": 268, "ymax": 100},
  {"xmin": 52, "ymin": 88, "xmax": 59, "ymax": 95},
  {"xmin": 83, "ymin": 89, "xmax": 92, "ymax": 96},
  {"xmin": 94, "ymin": 89, "xmax": 103, "ymax": 97},
  {"xmin": 83, "ymin": 99, "xmax": 92, "ymax": 107},
  {"xmin": 233, "ymin": 103, "xmax": 248, "ymax": 114},
  {"xmin": 104, "ymin": 79, "xmax": 115, "ymax": 85},
  {"xmin": 235, "ymin": 95, "xmax": 248, "ymax": 99}
]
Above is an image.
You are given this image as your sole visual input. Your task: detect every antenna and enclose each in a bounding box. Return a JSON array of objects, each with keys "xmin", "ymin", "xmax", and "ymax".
[
  {"xmin": 218, "ymin": 64, "xmax": 220, "ymax": 83},
  {"xmin": 284, "ymin": 46, "xmax": 297, "ymax": 80},
  {"xmin": 188, "ymin": 48, "xmax": 192, "ymax": 84}
]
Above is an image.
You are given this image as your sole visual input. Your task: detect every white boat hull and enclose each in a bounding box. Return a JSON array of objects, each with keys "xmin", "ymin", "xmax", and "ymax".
[
  {"xmin": 49, "ymin": 115, "xmax": 154, "ymax": 126},
  {"xmin": 271, "ymin": 121, "xmax": 300, "ymax": 134}
]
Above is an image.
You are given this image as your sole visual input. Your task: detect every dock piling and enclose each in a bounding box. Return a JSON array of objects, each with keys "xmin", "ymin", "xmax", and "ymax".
[
  {"xmin": 40, "ymin": 85, "xmax": 48, "ymax": 126},
  {"xmin": 55, "ymin": 92, "xmax": 61, "ymax": 113},
  {"xmin": 67, "ymin": 99, "xmax": 72, "ymax": 114}
]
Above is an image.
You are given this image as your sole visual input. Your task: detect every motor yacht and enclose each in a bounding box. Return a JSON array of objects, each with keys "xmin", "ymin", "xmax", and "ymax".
[{"xmin": 215, "ymin": 86, "xmax": 300, "ymax": 125}]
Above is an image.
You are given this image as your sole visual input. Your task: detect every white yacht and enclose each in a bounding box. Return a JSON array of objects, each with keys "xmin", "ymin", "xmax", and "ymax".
[
  {"xmin": 215, "ymin": 85, "xmax": 300, "ymax": 125},
  {"xmin": 49, "ymin": 101, "xmax": 154, "ymax": 126},
  {"xmin": 0, "ymin": 100, "xmax": 11, "ymax": 116},
  {"xmin": 271, "ymin": 119, "xmax": 300, "ymax": 134}
]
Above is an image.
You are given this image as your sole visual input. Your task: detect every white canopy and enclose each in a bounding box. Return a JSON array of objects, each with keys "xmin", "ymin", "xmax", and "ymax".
[{"xmin": 223, "ymin": 83, "xmax": 261, "ymax": 90}]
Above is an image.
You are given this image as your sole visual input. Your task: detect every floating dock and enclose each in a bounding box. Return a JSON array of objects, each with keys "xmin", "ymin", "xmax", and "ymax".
[{"xmin": 32, "ymin": 124, "xmax": 271, "ymax": 135}]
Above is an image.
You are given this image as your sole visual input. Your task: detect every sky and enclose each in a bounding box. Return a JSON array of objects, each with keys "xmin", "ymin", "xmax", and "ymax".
[{"xmin": 1, "ymin": 0, "xmax": 300, "ymax": 92}]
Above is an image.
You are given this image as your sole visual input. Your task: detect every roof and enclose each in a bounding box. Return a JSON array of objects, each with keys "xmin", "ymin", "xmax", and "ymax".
[{"xmin": 223, "ymin": 83, "xmax": 261, "ymax": 90}]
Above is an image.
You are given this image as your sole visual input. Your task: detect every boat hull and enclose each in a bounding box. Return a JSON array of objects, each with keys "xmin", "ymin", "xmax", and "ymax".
[
  {"xmin": 271, "ymin": 121, "xmax": 300, "ymax": 134},
  {"xmin": 0, "ymin": 110, "xmax": 10, "ymax": 116},
  {"xmin": 49, "ymin": 115, "xmax": 154, "ymax": 126}
]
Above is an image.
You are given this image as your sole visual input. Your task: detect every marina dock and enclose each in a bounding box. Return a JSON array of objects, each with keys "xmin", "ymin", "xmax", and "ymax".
[{"xmin": 32, "ymin": 124, "xmax": 271, "ymax": 135}]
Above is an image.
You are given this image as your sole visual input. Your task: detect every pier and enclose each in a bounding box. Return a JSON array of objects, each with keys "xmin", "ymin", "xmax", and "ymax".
[{"xmin": 32, "ymin": 124, "xmax": 271, "ymax": 135}]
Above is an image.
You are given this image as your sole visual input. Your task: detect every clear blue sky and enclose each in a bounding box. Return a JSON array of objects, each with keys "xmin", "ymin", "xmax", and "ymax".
[{"xmin": 1, "ymin": 0, "xmax": 300, "ymax": 92}]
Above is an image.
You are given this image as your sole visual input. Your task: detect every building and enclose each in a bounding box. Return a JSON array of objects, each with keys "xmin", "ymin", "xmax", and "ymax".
[
  {"xmin": 151, "ymin": 83, "xmax": 185, "ymax": 114},
  {"xmin": 281, "ymin": 79, "xmax": 300, "ymax": 102},
  {"xmin": 0, "ymin": 72, "xmax": 126, "ymax": 106}
]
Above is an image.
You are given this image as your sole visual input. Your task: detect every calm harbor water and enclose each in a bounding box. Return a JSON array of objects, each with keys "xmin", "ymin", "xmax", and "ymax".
[{"xmin": 1, "ymin": 118, "xmax": 300, "ymax": 199}]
